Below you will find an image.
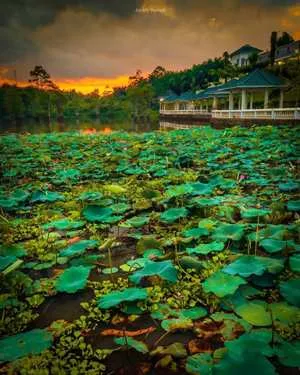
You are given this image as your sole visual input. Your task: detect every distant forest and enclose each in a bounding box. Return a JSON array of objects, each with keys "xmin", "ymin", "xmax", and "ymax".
[{"xmin": 0, "ymin": 32, "xmax": 299, "ymax": 123}]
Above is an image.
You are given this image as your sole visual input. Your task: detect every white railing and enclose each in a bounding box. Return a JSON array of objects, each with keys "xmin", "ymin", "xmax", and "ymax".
[
  {"xmin": 160, "ymin": 109, "xmax": 211, "ymax": 116},
  {"xmin": 160, "ymin": 122, "xmax": 196, "ymax": 130},
  {"xmin": 211, "ymin": 108, "xmax": 300, "ymax": 120}
]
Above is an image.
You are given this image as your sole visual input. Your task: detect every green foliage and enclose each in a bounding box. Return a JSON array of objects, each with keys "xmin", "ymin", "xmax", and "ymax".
[
  {"xmin": 129, "ymin": 260, "xmax": 178, "ymax": 284},
  {"xmin": 202, "ymin": 271, "xmax": 246, "ymax": 297},
  {"xmin": 98, "ymin": 287, "xmax": 148, "ymax": 309},
  {"xmin": 114, "ymin": 337, "xmax": 148, "ymax": 353},
  {"xmin": 55, "ymin": 266, "xmax": 91, "ymax": 293}
]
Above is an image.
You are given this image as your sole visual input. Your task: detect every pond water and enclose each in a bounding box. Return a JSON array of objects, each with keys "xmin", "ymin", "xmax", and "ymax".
[{"xmin": 0, "ymin": 118, "xmax": 160, "ymax": 134}]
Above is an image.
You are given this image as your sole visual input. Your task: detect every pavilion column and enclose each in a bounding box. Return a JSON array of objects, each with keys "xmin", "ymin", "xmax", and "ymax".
[
  {"xmin": 229, "ymin": 92, "xmax": 234, "ymax": 110},
  {"xmin": 264, "ymin": 89, "xmax": 269, "ymax": 109},
  {"xmin": 200, "ymin": 102, "xmax": 203, "ymax": 111},
  {"xmin": 175, "ymin": 102, "xmax": 180, "ymax": 111},
  {"xmin": 212, "ymin": 96, "xmax": 218, "ymax": 110},
  {"xmin": 205, "ymin": 100, "xmax": 208, "ymax": 111},
  {"xmin": 238, "ymin": 97, "xmax": 241, "ymax": 110},
  {"xmin": 279, "ymin": 89, "xmax": 284, "ymax": 108},
  {"xmin": 250, "ymin": 93, "xmax": 254, "ymax": 109},
  {"xmin": 241, "ymin": 89, "xmax": 247, "ymax": 110}
]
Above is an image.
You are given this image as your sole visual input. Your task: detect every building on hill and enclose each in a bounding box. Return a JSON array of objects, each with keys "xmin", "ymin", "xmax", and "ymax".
[
  {"xmin": 257, "ymin": 40, "xmax": 300, "ymax": 65},
  {"xmin": 229, "ymin": 44, "xmax": 262, "ymax": 67}
]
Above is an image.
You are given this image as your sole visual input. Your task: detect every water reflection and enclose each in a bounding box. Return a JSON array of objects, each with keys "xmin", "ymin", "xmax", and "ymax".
[{"xmin": 0, "ymin": 118, "xmax": 159, "ymax": 135}]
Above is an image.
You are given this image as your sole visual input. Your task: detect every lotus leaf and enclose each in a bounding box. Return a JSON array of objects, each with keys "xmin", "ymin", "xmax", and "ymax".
[
  {"xmin": 190, "ymin": 182, "xmax": 213, "ymax": 195},
  {"xmin": 260, "ymin": 238, "xmax": 286, "ymax": 253},
  {"xmin": 114, "ymin": 337, "xmax": 148, "ymax": 353},
  {"xmin": 279, "ymin": 181, "xmax": 299, "ymax": 192},
  {"xmin": 235, "ymin": 301, "xmax": 272, "ymax": 326},
  {"xmin": 193, "ymin": 197, "xmax": 221, "ymax": 207},
  {"xmin": 82, "ymin": 205, "xmax": 113, "ymax": 222},
  {"xmin": 202, "ymin": 271, "xmax": 247, "ymax": 297},
  {"xmin": 287, "ymin": 200, "xmax": 300, "ymax": 212},
  {"xmin": 78, "ymin": 191, "xmax": 103, "ymax": 201},
  {"xmin": 186, "ymin": 353, "xmax": 213, "ymax": 375},
  {"xmin": 222, "ymin": 256, "xmax": 267, "ymax": 277},
  {"xmin": 102, "ymin": 267, "xmax": 118, "ymax": 274},
  {"xmin": 70, "ymin": 254, "xmax": 103, "ymax": 267},
  {"xmin": 213, "ymin": 223, "xmax": 244, "ymax": 241},
  {"xmin": 31, "ymin": 190, "xmax": 64, "ymax": 203},
  {"xmin": 104, "ymin": 184, "xmax": 126, "ymax": 194},
  {"xmin": 241, "ymin": 208, "xmax": 271, "ymax": 219},
  {"xmin": 0, "ymin": 329, "xmax": 53, "ymax": 363},
  {"xmin": 178, "ymin": 307, "xmax": 207, "ymax": 320},
  {"xmin": 274, "ymin": 340, "xmax": 300, "ymax": 367},
  {"xmin": 123, "ymin": 216, "xmax": 149, "ymax": 228},
  {"xmin": 129, "ymin": 260, "xmax": 177, "ymax": 284},
  {"xmin": 43, "ymin": 218, "xmax": 85, "ymax": 231},
  {"xmin": 289, "ymin": 254, "xmax": 300, "ymax": 273},
  {"xmin": 0, "ymin": 245, "xmax": 25, "ymax": 258},
  {"xmin": 269, "ymin": 302, "xmax": 300, "ymax": 324},
  {"xmin": 0, "ymin": 255, "xmax": 17, "ymax": 272},
  {"xmin": 98, "ymin": 287, "xmax": 148, "ymax": 309},
  {"xmin": 136, "ymin": 236, "xmax": 162, "ymax": 254},
  {"xmin": 151, "ymin": 342, "xmax": 187, "ymax": 358},
  {"xmin": 111, "ymin": 202, "xmax": 131, "ymax": 214},
  {"xmin": 187, "ymin": 241, "xmax": 224, "ymax": 255},
  {"xmin": 160, "ymin": 207, "xmax": 188, "ymax": 223},
  {"xmin": 55, "ymin": 266, "xmax": 91, "ymax": 293},
  {"xmin": 280, "ymin": 279, "xmax": 300, "ymax": 307},
  {"xmin": 60, "ymin": 240, "xmax": 98, "ymax": 257},
  {"xmin": 166, "ymin": 184, "xmax": 193, "ymax": 198},
  {"xmin": 143, "ymin": 249, "xmax": 164, "ymax": 259},
  {"xmin": 182, "ymin": 227, "xmax": 209, "ymax": 238},
  {"xmin": 161, "ymin": 318, "xmax": 193, "ymax": 332}
]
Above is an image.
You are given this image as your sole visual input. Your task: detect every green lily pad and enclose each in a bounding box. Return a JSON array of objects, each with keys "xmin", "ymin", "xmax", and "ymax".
[
  {"xmin": 0, "ymin": 255, "xmax": 17, "ymax": 272},
  {"xmin": 114, "ymin": 337, "xmax": 148, "ymax": 353},
  {"xmin": 287, "ymin": 200, "xmax": 300, "ymax": 212},
  {"xmin": 82, "ymin": 205, "xmax": 114, "ymax": 222},
  {"xmin": 187, "ymin": 241, "xmax": 224, "ymax": 255},
  {"xmin": 0, "ymin": 329, "xmax": 53, "ymax": 363},
  {"xmin": 289, "ymin": 254, "xmax": 300, "ymax": 273},
  {"xmin": 78, "ymin": 191, "xmax": 103, "ymax": 201},
  {"xmin": 182, "ymin": 227, "xmax": 209, "ymax": 238},
  {"xmin": 241, "ymin": 208, "xmax": 271, "ymax": 219},
  {"xmin": 193, "ymin": 197, "xmax": 221, "ymax": 207},
  {"xmin": 123, "ymin": 216, "xmax": 150, "ymax": 228},
  {"xmin": 279, "ymin": 181, "xmax": 299, "ymax": 192},
  {"xmin": 178, "ymin": 307, "xmax": 207, "ymax": 320},
  {"xmin": 129, "ymin": 260, "xmax": 177, "ymax": 284},
  {"xmin": 235, "ymin": 301, "xmax": 272, "ymax": 326},
  {"xmin": 31, "ymin": 190, "xmax": 64, "ymax": 203},
  {"xmin": 55, "ymin": 266, "xmax": 91, "ymax": 293},
  {"xmin": 151, "ymin": 342, "xmax": 187, "ymax": 358},
  {"xmin": 161, "ymin": 318, "xmax": 193, "ymax": 332},
  {"xmin": 213, "ymin": 223, "xmax": 244, "ymax": 241},
  {"xmin": 43, "ymin": 219, "xmax": 85, "ymax": 231},
  {"xmin": 0, "ymin": 244, "xmax": 26, "ymax": 258},
  {"xmin": 280, "ymin": 279, "xmax": 300, "ymax": 307},
  {"xmin": 166, "ymin": 184, "xmax": 193, "ymax": 198},
  {"xmin": 143, "ymin": 249, "xmax": 164, "ymax": 259},
  {"xmin": 160, "ymin": 207, "xmax": 188, "ymax": 223},
  {"xmin": 274, "ymin": 340, "xmax": 300, "ymax": 367},
  {"xmin": 102, "ymin": 267, "xmax": 118, "ymax": 274},
  {"xmin": 269, "ymin": 302, "xmax": 300, "ymax": 324},
  {"xmin": 186, "ymin": 353, "xmax": 213, "ymax": 375},
  {"xmin": 60, "ymin": 240, "xmax": 98, "ymax": 257},
  {"xmin": 222, "ymin": 256, "xmax": 266, "ymax": 278},
  {"xmin": 260, "ymin": 239, "xmax": 286, "ymax": 253},
  {"xmin": 202, "ymin": 271, "xmax": 247, "ymax": 297},
  {"xmin": 98, "ymin": 287, "xmax": 148, "ymax": 309}
]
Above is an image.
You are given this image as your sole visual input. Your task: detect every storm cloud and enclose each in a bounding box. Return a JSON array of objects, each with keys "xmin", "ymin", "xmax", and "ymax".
[{"xmin": 0, "ymin": 0, "xmax": 299, "ymax": 87}]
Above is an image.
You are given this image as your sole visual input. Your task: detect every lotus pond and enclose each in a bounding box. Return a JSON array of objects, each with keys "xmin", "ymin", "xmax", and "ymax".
[{"xmin": 0, "ymin": 125, "xmax": 299, "ymax": 374}]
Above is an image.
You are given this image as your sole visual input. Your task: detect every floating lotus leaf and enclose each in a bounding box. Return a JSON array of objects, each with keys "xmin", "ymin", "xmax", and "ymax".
[
  {"xmin": 179, "ymin": 256, "xmax": 204, "ymax": 272},
  {"xmin": 269, "ymin": 302, "xmax": 300, "ymax": 324},
  {"xmin": 143, "ymin": 249, "xmax": 164, "ymax": 259},
  {"xmin": 114, "ymin": 337, "xmax": 148, "ymax": 354},
  {"xmin": 111, "ymin": 202, "xmax": 131, "ymax": 214},
  {"xmin": 198, "ymin": 219, "xmax": 217, "ymax": 232},
  {"xmin": 279, "ymin": 181, "xmax": 299, "ymax": 192},
  {"xmin": 102, "ymin": 267, "xmax": 118, "ymax": 274},
  {"xmin": 70, "ymin": 254, "xmax": 103, "ymax": 267},
  {"xmin": 43, "ymin": 218, "xmax": 85, "ymax": 231},
  {"xmin": 129, "ymin": 260, "xmax": 177, "ymax": 284},
  {"xmin": 78, "ymin": 191, "xmax": 103, "ymax": 201},
  {"xmin": 98, "ymin": 287, "xmax": 148, "ymax": 309},
  {"xmin": 82, "ymin": 205, "xmax": 114, "ymax": 222},
  {"xmin": 160, "ymin": 207, "xmax": 188, "ymax": 223},
  {"xmin": 186, "ymin": 353, "xmax": 213, "ymax": 375},
  {"xmin": 259, "ymin": 256, "xmax": 284, "ymax": 274},
  {"xmin": 151, "ymin": 342, "xmax": 187, "ymax": 358},
  {"xmin": 0, "ymin": 255, "xmax": 17, "ymax": 272},
  {"xmin": 241, "ymin": 208, "xmax": 271, "ymax": 219},
  {"xmin": 0, "ymin": 244, "xmax": 25, "ymax": 258},
  {"xmin": 274, "ymin": 340, "xmax": 300, "ymax": 367},
  {"xmin": 56, "ymin": 168, "xmax": 80, "ymax": 181},
  {"xmin": 202, "ymin": 271, "xmax": 246, "ymax": 297},
  {"xmin": 210, "ymin": 312, "xmax": 252, "ymax": 332},
  {"xmin": 55, "ymin": 266, "xmax": 91, "ymax": 293},
  {"xmin": 289, "ymin": 254, "xmax": 300, "ymax": 273},
  {"xmin": 11, "ymin": 189, "xmax": 30, "ymax": 203},
  {"xmin": 280, "ymin": 279, "xmax": 300, "ymax": 307},
  {"xmin": 0, "ymin": 329, "xmax": 53, "ymax": 363},
  {"xmin": 126, "ymin": 258, "xmax": 148, "ymax": 270},
  {"xmin": 187, "ymin": 241, "xmax": 224, "ymax": 255},
  {"xmin": 235, "ymin": 301, "xmax": 272, "ymax": 326},
  {"xmin": 222, "ymin": 256, "xmax": 266, "ymax": 277},
  {"xmin": 214, "ymin": 352, "xmax": 276, "ymax": 375},
  {"xmin": 287, "ymin": 200, "xmax": 300, "ymax": 212},
  {"xmin": 0, "ymin": 198, "xmax": 17, "ymax": 210},
  {"xmin": 182, "ymin": 227, "xmax": 209, "ymax": 238},
  {"xmin": 161, "ymin": 318, "xmax": 193, "ymax": 332},
  {"xmin": 178, "ymin": 307, "xmax": 207, "ymax": 320},
  {"xmin": 136, "ymin": 236, "xmax": 162, "ymax": 255},
  {"xmin": 192, "ymin": 197, "xmax": 221, "ymax": 207},
  {"xmin": 103, "ymin": 184, "xmax": 127, "ymax": 194},
  {"xmin": 151, "ymin": 304, "xmax": 175, "ymax": 320},
  {"xmin": 260, "ymin": 238, "xmax": 286, "ymax": 253},
  {"xmin": 31, "ymin": 190, "xmax": 64, "ymax": 203},
  {"xmin": 213, "ymin": 223, "xmax": 244, "ymax": 241},
  {"xmin": 190, "ymin": 182, "xmax": 213, "ymax": 195},
  {"xmin": 123, "ymin": 216, "xmax": 150, "ymax": 228},
  {"xmin": 248, "ymin": 224, "xmax": 287, "ymax": 241},
  {"xmin": 60, "ymin": 240, "xmax": 98, "ymax": 257},
  {"xmin": 166, "ymin": 184, "xmax": 193, "ymax": 198}
]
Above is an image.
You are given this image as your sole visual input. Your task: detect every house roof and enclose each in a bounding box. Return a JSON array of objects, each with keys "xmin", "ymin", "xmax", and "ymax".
[
  {"xmin": 217, "ymin": 69, "xmax": 286, "ymax": 90},
  {"xmin": 230, "ymin": 44, "xmax": 262, "ymax": 57}
]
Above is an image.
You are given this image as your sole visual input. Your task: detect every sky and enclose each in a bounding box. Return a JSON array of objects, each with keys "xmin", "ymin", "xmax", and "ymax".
[{"xmin": 0, "ymin": 0, "xmax": 299, "ymax": 94}]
